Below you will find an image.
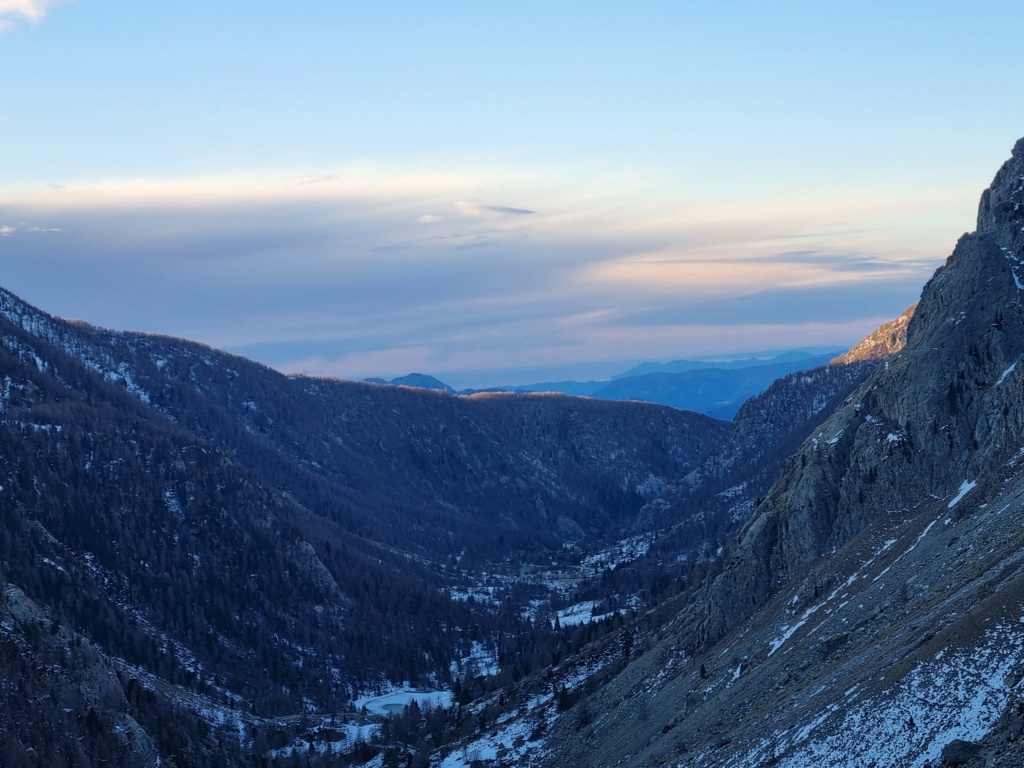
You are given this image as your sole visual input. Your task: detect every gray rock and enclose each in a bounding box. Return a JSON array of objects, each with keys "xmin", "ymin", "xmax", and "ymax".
[
  {"xmin": 941, "ymin": 738, "xmax": 982, "ymax": 765},
  {"xmin": 690, "ymin": 137, "xmax": 1024, "ymax": 648}
]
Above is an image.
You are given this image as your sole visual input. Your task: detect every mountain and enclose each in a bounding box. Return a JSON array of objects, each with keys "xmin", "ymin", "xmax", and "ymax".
[
  {"xmin": 589, "ymin": 351, "xmax": 840, "ymax": 419},
  {"xmin": 528, "ymin": 138, "xmax": 1024, "ymax": 766},
  {"xmin": 479, "ymin": 351, "xmax": 847, "ymax": 419},
  {"xmin": 635, "ymin": 357, "xmax": 883, "ymax": 560},
  {"xmin": 495, "ymin": 380, "xmax": 606, "ymax": 398},
  {"xmin": 636, "ymin": 306, "xmax": 915, "ymax": 558},
  {"xmin": 613, "ymin": 349, "xmax": 841, "ymax": 380},
  {"xmin": 0, "ymin": 284, "xmax": 729, "ymax": 765},
  {"xmin": 364, "ymin": 372, "xmax": 456, "ymax": 392},
  {"xmin": 830, "ymin": 303, "xmax": 916, "ymax": 365}
]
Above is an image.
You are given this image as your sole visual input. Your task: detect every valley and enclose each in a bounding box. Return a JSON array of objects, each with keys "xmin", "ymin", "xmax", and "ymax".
[
  {"xmin": 4, "ymin": 138, "xmax": 1024, "ymax": 767},
  {"xmin": 0, "ymin": 271, "xmax": 885, "ymax": 767}
]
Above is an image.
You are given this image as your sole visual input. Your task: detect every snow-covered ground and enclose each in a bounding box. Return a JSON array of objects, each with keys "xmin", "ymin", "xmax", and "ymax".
[
  {"xmin": 451, "ymin": 640, "xmax": 500, "ymax": 678},
  {"xmin": 267, "ymin": 722, "xmax": 381, "ymax": 760},
  {"xmin": 552, "ymin": 600, "xmax": 622, "ymax": 628},
  {"xmin": 438, "ymin": 715, "xmax": 546, "ymax": 768},
  {"xmin": 355, "ymin": 687, "xmax": 454, "ymax": 716},
  {"xmin": 730, "ymin": 618, "xmax": 1024, "ymax": 768},
  {"xmin": 581, "ymin": 532, "xmax": 656, "ymax": 571}
]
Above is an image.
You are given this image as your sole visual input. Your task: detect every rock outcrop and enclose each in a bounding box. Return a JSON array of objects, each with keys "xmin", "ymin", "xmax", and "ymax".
[
  {"xmin": 695, "ymin": 138, "xmax": 1024, "ymax": 646},
  {"xmin": 830, "ymin": 303, "xmax": 915, "ymax": 365},
  {"xmin": 636, "ymin": 309, "xmax": 913, "ymax": 582}
]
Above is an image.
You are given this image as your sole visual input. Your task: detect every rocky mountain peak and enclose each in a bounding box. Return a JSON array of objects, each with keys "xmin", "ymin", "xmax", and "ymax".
[{"xmin": 977, "ymin": 135, "xmax": 1024, "ymax": 236}]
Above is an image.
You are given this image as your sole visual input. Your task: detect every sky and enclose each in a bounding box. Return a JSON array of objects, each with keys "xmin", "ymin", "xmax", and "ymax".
[{"xmin": 2, "ymin": 1, "xmax": 1024, "ymax": 388}]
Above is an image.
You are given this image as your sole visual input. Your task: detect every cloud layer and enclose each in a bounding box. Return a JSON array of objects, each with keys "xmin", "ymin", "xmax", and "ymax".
[
  {"xmin": 0, "ymin": 168, "xmax": 966, "ymax": 387},
  {"xmin": 0, "ymin": 0, "xmax": 66, "ymax": 31}
]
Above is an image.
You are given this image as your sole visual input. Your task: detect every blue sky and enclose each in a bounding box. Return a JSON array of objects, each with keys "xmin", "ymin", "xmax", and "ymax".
[{"xmin": 2, "ymin": 1, "xmax": 1023, "ymax": 387}]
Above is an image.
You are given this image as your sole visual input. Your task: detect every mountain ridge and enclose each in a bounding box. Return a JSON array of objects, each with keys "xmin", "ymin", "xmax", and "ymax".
[{"xmin": 0, "ymin": 279, "xmax": 729, "ymax": 743}]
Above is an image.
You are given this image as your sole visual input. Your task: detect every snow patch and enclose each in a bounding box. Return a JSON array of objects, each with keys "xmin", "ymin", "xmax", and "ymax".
[
  {"xmin": 948, "ymin": 480, "xmax": 977, "ymax": 509},
  {"xmin": 996, "ymin": 361, "xmax": 1017, "ymax": 386},
  {"xmin": 768, "ymin": 603, "xmax": 823, "ymax": 657},
  {"xmin": 439, "ymin": 711, "xmax": 545, "ymax": 767},
  {"xmin": 757, "ymin": 621, "xmax": 1024, "ymax": 768},
  {"xmin": 552, "ymin": 601, "xmax": 621, "ymax": 628}
]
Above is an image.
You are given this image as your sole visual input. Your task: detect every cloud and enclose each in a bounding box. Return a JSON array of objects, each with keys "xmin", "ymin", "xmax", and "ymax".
[
  {"xmin": 454, "ymin": 201, "xmax": 536, "ymax": 218},
  {"xmin": 0, "ymin": 223, "xmax": 62, "ymax": 236},
  {"xmin": 0, "ymin": 0, "xmax": 68, "ymax": 31},
  {"xmin": 0, "ymin": 168, "xmax": 965, "ymax": 388},
  {"xmin": 766, "ymin": 250, "xmax": 938, "ymax": 274}
]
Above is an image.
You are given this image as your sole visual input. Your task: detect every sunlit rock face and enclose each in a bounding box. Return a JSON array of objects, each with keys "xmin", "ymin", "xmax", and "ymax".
[{"xmin": 830, "ymin": 303, "xmax": 915, "ymax": 366}]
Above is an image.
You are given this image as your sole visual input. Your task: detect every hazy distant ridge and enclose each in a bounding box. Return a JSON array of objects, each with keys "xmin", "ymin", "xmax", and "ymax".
[{"xmin": 375, "ymin": 349, "xmax": 845, "ymax": 419}]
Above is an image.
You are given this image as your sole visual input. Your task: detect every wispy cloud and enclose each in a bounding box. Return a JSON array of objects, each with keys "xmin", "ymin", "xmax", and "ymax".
[
  {"xmin": 0, "ymin": 169, "xmax": 967, "ymax": 387},
  {"xmin": 0, "ymin": 223, "xmax": 61, "ymax": 235},
  {"xmin": 454, "ymin": 201, "xmax": 536, "ymax": 218},
  {"xmin": 0, "ymin": 0, "xmax": 69, "ymax": 32}
]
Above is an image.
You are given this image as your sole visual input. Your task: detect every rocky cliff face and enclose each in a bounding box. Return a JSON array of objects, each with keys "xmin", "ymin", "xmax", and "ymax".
[
  {"xmin": 830, "ymin": 303, "xmax": 915, "ymax": 365},
  {"xmin": 696, "ymin": 139, "xmax": 1024, "ymax": 646}
]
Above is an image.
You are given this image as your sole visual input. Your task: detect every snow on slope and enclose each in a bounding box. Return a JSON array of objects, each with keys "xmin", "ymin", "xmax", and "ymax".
[{"xmin": 734, "ymin": 620, "xmax": 1024, "ymax": 767}]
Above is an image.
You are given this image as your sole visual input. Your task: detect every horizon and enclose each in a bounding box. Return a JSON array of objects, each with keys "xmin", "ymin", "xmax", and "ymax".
[
  {"xmin": 356, "ymin": 344, "xmax": 849, "ymax": 391},
  {"xmin": 3, "ymin": 2, "xmax": 1024, "ymax": 386}
]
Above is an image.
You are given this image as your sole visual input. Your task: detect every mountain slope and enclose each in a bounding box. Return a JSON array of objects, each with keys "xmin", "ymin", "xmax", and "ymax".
[
  {"xmin": 637, "ymin": 358, "xmax": 879, "ymax": 557},
  {"xmin": 632, "ymin": 309, "xmax": 913, "ymax": 567},
  {"xmin": 0, "ymin": 282, "xmax": 730, "ymax": 763},
  {"xmin": 534, "ymin": 137, "xmax": 1024, "ymax": 767},
  {"xmin": 0, "ymin": 287, "xmax": 727, "ymax": 563}
]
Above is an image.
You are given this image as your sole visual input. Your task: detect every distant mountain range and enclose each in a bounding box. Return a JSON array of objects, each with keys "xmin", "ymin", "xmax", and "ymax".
[
  {"xmin": 610, "ymin": 348, "xmax": 842, "ymax": 379},
  {"xmin": 369, "ymin": 349, "xmax": 845, "ymax": 419}
]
